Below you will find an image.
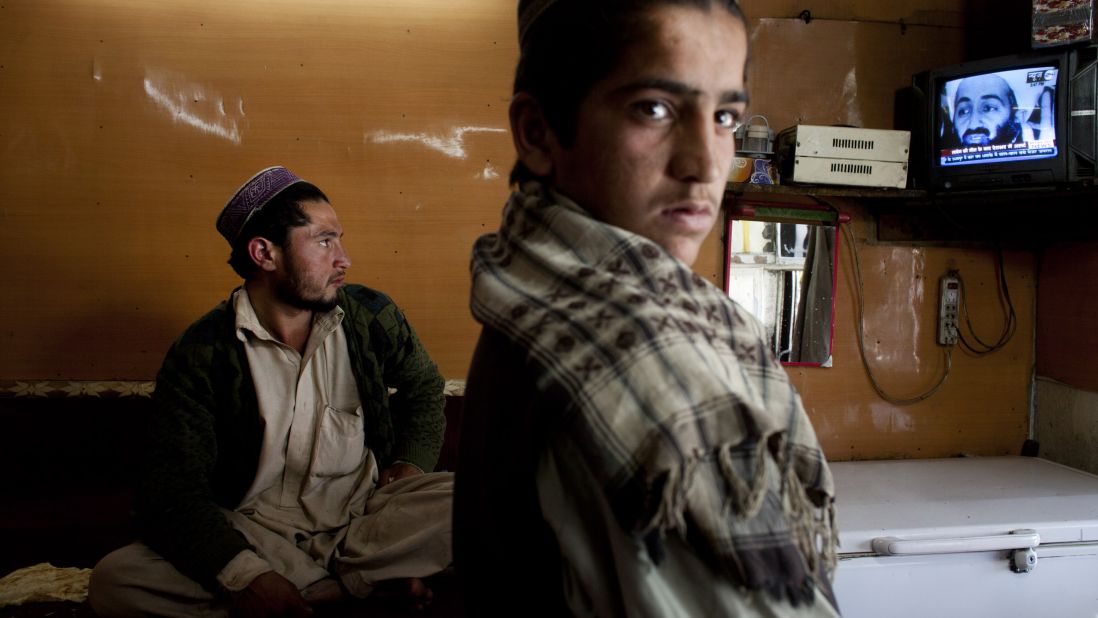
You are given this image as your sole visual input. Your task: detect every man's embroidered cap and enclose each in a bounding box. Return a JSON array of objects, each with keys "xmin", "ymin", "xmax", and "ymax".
[{"xmin": 216, "ymin": 166, "xmax": 307, "ymax": 244}]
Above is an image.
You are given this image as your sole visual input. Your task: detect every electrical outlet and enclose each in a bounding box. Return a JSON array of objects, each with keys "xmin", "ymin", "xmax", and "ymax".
[{"xmin": 938, "ymin": 273, "xmax": 960, "ymax": 346}]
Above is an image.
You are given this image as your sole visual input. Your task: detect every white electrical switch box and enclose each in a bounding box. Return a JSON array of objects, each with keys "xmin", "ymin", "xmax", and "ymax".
[
  {"xmin": 775, "ymin": 125, "xmax": 911, "ymax": 189},
  {"xmin": 938, "ymin": 274, "xmax": 960, "ymax": 346}
]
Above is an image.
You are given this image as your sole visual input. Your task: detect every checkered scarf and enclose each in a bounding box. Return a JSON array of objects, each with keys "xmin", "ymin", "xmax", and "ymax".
[{"xmin": 470, "ymin": 182, "xmax": 837, "ymax": 605}]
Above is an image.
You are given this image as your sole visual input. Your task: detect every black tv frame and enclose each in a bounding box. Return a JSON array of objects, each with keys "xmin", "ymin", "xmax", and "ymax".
[{"xmin": 909, "ymin": 44, "xmax": 1097, "ymax": 192}]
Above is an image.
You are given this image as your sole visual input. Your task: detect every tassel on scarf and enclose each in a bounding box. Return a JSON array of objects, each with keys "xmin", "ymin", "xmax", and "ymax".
[
  {"xmin": 719, "ymin": 439, "xmax": 770, "ymax": 519},
  {"xmin": 640, "ymin": 454, "xmax": 698, "ymax": 537}
]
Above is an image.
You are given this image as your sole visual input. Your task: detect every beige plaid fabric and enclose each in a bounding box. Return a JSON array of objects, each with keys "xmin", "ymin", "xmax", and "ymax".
[{"xmin": 470, "ymin": 182, "xmax": 837, "ymax": 605}]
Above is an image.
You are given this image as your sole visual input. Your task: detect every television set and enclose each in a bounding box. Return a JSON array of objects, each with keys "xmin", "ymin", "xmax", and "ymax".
[{"xmin": 909, "ymin": 44, "xmax": 1097, "ymax": 191}]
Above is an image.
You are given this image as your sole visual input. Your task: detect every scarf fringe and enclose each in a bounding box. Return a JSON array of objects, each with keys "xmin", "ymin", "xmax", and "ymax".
[
  {"xmin": 784, "ymin": 466, "xmax": 839, "ymax": 577},
  {"xmin": 718, "ymin": 440, "xmax": 769, "ymax": 519},
  {"xmin": 640, "ymin": 441, "xmax": 834, "ymax": 547},
  {"xmin": 636, "ymin": 443, "xmax": 838, "ymax": 605},
  {"xmin": 640, "ymin": 455, "xmax": 697, "ymax": 537},
  {"xmin": 640, "ymin": 441, "xmax": 837, "ymax": 589}
]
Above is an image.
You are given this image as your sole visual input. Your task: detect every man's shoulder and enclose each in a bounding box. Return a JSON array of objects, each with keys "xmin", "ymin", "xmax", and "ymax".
[
  {"xmin": 340, "ymin": 283, "xmax": 395, "ymax": 311},
  {"xmin": 155, "ymin": 297, "xmax": 239, "ymax": 384},
  {"xmin": 339, "ymin": 284, "xmax": 403, "ymax": 324},
  {"xmin": 172, "ymin": 298, "xmax": 236, "ymax": 351}
]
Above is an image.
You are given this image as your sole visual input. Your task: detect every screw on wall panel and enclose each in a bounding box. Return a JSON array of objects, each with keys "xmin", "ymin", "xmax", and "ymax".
[{"xmin": 799, "ymin": 10, "xmax": 812, "ymax": 24}]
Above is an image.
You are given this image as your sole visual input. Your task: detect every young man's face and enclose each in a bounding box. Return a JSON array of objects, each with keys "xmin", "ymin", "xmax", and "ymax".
[
  {"xmin": 274, "ymin": 199, "xmax": 351, "ymax": 312},
  {"xmin": 546, "ymin": 4, "xmax": 748, "ymax": 266}
]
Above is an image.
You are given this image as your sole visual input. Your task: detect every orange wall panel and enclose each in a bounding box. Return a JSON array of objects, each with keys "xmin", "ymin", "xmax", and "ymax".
[
  {"xmin": 0, "ymin": 0, "xmax": 518, "ymax": 379},
  {"xmin": 1036, "ymin": 241, "xmax": 1098, "ymax": 392},
  {"xmin": 797, "ymin": 202, "xmax": 1034, "ymax": 460}
]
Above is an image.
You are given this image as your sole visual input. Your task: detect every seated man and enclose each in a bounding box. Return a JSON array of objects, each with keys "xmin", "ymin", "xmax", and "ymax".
[
  {"xmin": 455, "ymin": 1, "xmax": 839, "ymax": 616},
  {"xmin": 90, "ymin": 166, "xmax": 452, "ymax": 616}
]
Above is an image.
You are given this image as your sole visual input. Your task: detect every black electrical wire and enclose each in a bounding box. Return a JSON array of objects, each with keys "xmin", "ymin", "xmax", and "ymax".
[
  {"xmin": 841, "ymin": 222, "xmax": 953, "ymax": 405},
  {"xmin": 957, "ymin": 245, "xmax": 1016, "ymax": 355}
]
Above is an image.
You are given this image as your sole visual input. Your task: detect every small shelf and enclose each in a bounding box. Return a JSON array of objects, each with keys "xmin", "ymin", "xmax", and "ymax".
[
  {"xmin": 725, "ymin": 182, "xmax": 923, "ymax": 201},
  {"xmin": 727, "ymin": 180, "xmax": 1098, "ymax": 207},
  {"xmin": 724, "ymin": 181, "xmax": 1098, "ymax": 244}
]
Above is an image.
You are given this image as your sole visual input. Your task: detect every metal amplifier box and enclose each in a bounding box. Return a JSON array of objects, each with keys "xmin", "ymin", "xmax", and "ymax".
[{"xmin": 776, "ymin": 125, "xmax": 911, "ymax": 189}]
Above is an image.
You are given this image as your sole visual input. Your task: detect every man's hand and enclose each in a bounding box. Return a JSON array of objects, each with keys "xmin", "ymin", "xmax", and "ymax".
[
  {"xmin": 231, "ymin": 571, "xmax": 313, "ymax": 617},
  {"xmin": 377, "ymin": 461, "xmax": 424, "ymax": 489},
  {"xmin": 1027, "ymin": 88, "xmax": 1055, "ymax": 141}
]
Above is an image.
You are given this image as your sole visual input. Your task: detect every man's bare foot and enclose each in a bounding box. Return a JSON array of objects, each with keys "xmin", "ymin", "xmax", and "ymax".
[
  {"xmin": 375, "ymin": 577, "xmax": 433, "ymax": 611},
  {"xmin": 406, "ymin": 577, "xmax": 433, "ymax": 611},
  {"xmin": 301, "ymin": 577, "xmax": 347, "ymax": 605}
]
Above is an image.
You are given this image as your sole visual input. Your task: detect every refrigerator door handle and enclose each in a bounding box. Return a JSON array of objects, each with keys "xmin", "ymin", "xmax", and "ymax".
[{"xmin": 871, "ymin": 529, "xmax": 1040, "ymax": 556}]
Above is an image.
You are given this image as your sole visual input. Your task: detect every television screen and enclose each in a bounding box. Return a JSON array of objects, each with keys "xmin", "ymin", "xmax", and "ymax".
[{"xmin": 936, "ymin": 66, "xmax": 1059, "ymax": 167}]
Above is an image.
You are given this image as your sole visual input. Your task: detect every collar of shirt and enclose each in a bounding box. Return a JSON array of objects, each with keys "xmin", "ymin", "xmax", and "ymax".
[{"xmin": 231, "ymin": 287, "xmax": 345, "ymax": 346}]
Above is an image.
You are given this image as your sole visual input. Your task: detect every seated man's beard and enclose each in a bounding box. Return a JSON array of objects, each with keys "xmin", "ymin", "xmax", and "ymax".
[
  {"xmin": 962, "ymin": 127, "xmax": 992, "ymax": 146},
  {"xmin": 277, "ymin": 278, "xmax": 339, "ymax": 312}
]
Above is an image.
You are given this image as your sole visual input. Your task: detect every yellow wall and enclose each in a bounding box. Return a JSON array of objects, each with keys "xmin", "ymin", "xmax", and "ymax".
[
  {"xmin": 1037, "ymin": 241, "xmax": 1098, "ymax": 391},
  {"xmin": 0, "ymin": 0, "xmax": 517, "ymax": 379},
  {"xmin": 1033, "ymin": 242, "xmax": 1098, "ymax": 474},
  {"xmin": 0, "ymin": 0, "xmax": 1033, "ymax": 459}
]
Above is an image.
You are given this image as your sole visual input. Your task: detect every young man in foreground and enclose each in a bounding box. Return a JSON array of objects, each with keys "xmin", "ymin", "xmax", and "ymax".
[{"xmin": 456, "ymin": 1, "xmax": 840, "ymax": 615}]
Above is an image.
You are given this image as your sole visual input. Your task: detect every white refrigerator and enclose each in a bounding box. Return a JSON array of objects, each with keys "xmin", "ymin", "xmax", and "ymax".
[{"xmin": 831, "ymin": 456, "xmax": 1098, "ymax": 617}]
